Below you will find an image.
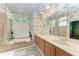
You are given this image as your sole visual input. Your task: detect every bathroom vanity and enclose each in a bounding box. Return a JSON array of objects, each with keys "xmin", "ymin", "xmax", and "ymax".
[{"xmin": 34, "ymin": 34, "xmax": 79, "ymax": 56}]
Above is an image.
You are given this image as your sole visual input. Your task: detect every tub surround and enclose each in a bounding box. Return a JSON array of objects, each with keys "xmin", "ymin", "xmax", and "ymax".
[
  {"xmin": 35, "ymin": 34, "xmax": 79, "ymax": 56},
  {"xmin": 7, "ymin": 38, "xmax": 31, "ymax": 45},
  {"xmin": 0, "ymin": 41, "xmax": 33, "ymax": 53}
]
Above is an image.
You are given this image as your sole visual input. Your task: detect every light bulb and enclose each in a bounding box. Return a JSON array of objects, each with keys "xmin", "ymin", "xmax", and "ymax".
[
  {"xmin": 46, "ymin": 6, "xmax": 50, "ymax": 9},
  {"xmin": 41, "ymin": 12, "xmax": 44, "ymax": 14}
]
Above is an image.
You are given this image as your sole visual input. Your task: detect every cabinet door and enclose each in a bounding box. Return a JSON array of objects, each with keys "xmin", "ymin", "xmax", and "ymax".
[
  {"xmin": 56, "ymin": 47, "xmax": 72, "ymax": 56},
  {"xmin": 35, "ymin": 35, "xmax": 40, "ymax": 47},
  {"xmin": 44, "ymin": 41, "xmax": 52, "ymax": 56},
  {"xmin": 39, "ymin": 38, "xmax": 45, "ymax": 53},
  {"xmin": 35, "ymin": 35, "xmax": 45, "ymax": 54},
  {"xmin": 35, "ymin": 35, "xmax": 38, "ymax": 45},
  {"xmin": 51, "ymin": 45, "xmax": 56, "ymax": 56}
]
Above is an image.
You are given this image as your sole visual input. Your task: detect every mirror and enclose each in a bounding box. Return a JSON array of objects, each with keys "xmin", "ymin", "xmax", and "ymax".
[{"xmin": 69, "ymin": 20, "xmax": 79, "ymax": 40}]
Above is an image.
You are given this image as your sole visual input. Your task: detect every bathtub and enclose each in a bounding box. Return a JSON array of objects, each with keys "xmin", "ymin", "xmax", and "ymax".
[
  {"xmin": 0, "ymin": 50, "xmax": 15, "ymax": 56},
  {"xmin": 6, "ymin": 37, "xmax": 31, "ymax": 45}
]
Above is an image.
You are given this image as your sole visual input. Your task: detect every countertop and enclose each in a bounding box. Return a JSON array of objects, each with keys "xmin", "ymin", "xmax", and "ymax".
[{"xmin": 36, "ymin": 34, "xmax": 79, "ymax": 56}]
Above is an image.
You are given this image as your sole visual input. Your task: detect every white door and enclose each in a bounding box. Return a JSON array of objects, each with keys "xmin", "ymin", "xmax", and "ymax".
[{"xmin": 12, "ymin": 18, "xmax": 29, "ymax": 38}]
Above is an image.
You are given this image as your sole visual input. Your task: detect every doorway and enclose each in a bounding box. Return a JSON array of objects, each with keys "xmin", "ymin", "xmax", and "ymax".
[{"xmin": 12, "ymin": 16, "xmax": 30, "ymax": 39}]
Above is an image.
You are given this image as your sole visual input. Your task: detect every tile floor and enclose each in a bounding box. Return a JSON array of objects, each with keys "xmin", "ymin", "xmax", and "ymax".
[
  {"xmin": 14, "ymin": 45, "xmax": 42, "ymax": 56},
  {"xmin": 0, "ymin": 45, "xmax": 42, "ymax": 56}
]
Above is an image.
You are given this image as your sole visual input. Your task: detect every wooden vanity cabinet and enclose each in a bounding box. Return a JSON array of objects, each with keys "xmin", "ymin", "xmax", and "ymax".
[
  {"xmin": 35, "ymin": 35, "xmax": 39, "ymax": 46},
  {"xmin": 44, "ymin": 41, "xmax": 52, "ymax": 56},
  {"xmin": 35, "ymin": 35, "xmax": 45, "ymax": 53},
  {"xmin": 35, "ymin": 35, "xmax": 72, "ymax": 56},
  {"xmin": 51, "ymin": 45, "xmax": 56, "ymax": 56},
  {"xmin": 39, "ymin": 37, "xmax": 45, "ymax": 53},
  {"xmin": 55, "ymin": 47, "xmax": 72, "ymax": 56}
]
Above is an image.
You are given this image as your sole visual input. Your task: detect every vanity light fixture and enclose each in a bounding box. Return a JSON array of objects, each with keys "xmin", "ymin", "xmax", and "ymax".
[
  {"xmin": 46, "ymin": 6, "xmax": 50, "ymax": 9},
  {"xmin": 41, "ymin": 11, "xmax": 44, "ymax": 14}
]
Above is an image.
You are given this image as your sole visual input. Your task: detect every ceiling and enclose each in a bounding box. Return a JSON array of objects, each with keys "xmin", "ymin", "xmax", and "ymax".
[
  {"xmin": 7, "ymin": 3, "xmax": 79, "ymax": 20},
  {"xmin": 7, "ymin": 3, "xmax": 50, "ymax": 19},
  {"xmin": 7, "ymin": 3, "xmax": 57, "ymax": 18},
  {"xmin": 47, "ymin": 3, "xmax": 79, "ymax": 20}
]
